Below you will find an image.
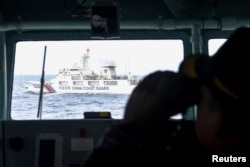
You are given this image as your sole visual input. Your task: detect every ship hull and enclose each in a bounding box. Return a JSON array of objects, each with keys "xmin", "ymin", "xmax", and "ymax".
[{"xmin": 24, "ymin": 80, "xmax": 137, "ymax": 94}]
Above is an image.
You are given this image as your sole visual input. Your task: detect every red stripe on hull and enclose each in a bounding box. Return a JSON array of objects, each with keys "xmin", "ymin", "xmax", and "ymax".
[{"xmin": 44, "ymin": 84, "xmax": 56, "ymax": 93}]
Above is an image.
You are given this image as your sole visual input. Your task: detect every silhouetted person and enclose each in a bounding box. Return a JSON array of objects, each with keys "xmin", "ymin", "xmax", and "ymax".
[{"xmin": 84, "ymin": 27, "xmax": 250, "ymax": 167}]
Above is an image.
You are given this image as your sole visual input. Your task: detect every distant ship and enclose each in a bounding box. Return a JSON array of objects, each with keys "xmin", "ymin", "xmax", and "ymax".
[{"xmin": 24, "ymin": 48, "xmax": 140, "ymax": 94}]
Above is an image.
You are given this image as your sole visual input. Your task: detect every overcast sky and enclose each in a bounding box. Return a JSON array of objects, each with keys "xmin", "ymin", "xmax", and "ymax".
[{"xmin": 14, "ymin": 39, "xmax": 226, "ymax": 76}]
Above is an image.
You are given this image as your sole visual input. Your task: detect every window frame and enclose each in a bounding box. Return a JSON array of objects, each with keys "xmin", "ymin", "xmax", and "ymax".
[{"xmin": 7, "ymin": 30, "xmax": 191, "ymax": 120}]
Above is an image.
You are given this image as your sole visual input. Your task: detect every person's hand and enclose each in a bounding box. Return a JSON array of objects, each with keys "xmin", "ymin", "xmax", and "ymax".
[{"xmin": 123, "ymin": 71, "xmax": 197, "ymax": 126}]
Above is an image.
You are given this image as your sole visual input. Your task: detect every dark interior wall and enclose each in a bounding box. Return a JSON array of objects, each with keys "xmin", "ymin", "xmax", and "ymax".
[
  {"xmin": 4, "ymin": 0, "xmax": 250, "ymax": 23},
  {"xmin": 0, "ymin": 0, "xmax": 174, "ymax": 22}
]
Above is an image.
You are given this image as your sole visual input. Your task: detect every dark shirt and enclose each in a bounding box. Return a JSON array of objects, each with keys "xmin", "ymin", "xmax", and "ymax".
[{"xmin": 83, "ymin": 121, "xmax": 249, "ymax": 167}]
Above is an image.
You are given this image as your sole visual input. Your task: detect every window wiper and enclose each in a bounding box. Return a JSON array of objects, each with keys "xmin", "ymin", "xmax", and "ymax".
[{"xmin": 37, "ymin": 45, "xmax": 47, "ymax": 119}]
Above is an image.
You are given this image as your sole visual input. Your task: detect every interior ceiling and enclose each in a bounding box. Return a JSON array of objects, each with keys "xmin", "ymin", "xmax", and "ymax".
[
  {"xmin": 0, "ymin": 0, "xmax": 250, "ymax": 22},
  {"xmin": 164, "ymin": 0, "xmax": 250, "ymax": 18}
]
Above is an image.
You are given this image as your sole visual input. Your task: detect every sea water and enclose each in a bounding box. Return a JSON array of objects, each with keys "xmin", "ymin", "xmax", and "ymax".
[{"xmin": 11, "ymin": 75, "xmax": 130, "ymax": 120}]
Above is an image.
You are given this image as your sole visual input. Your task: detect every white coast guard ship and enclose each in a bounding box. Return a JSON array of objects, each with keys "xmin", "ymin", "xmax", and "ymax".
[{"xmin": 24, "ymin": 48, "xmax": 140, "ymax": 94}]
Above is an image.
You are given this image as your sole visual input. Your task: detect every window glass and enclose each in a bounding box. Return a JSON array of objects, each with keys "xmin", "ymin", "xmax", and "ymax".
[
  {"xmin": 11, "ymin": 40, "xmax": 183, "ymax": 120},
  {"xmin": 208, "ymin": 38, "xmax": 227, "ymax": 55}
]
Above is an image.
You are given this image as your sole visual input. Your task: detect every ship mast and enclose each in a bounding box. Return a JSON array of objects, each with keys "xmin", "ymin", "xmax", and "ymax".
[{"xmin": 82, "ymin": 48, "xmax": 90, "ymax": 72}]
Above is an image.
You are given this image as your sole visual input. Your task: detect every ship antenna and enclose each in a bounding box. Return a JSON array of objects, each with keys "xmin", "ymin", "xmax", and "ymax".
[
  {"xmin": 37, "ymin": 45, "xmax": 47, "ymax": 119},
  {"xmin": 82, "ymin": 48, "xmax": 90, "ymax": 71}
]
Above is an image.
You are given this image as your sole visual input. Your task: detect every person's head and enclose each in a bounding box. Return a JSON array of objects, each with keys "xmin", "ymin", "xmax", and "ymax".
[{"xmin": 179, "ymin": 27, "xmax": 250, "ymax": 150}]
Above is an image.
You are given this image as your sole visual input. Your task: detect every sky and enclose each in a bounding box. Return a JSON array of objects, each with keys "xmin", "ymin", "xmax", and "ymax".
[
  {"xmin": 14, "ymin": 39, "xmax": 226, "ymax": 76},
  {"xmin": 14, "ymin": 40, "xmax": 183, "ymax": 76},
  {"xmin": 208, "ymin": 39, "xmax": 227, "ymax": 55}
]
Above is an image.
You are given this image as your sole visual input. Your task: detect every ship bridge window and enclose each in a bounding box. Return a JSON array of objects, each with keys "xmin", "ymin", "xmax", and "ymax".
[
  {"xmin": 59, "ymin": 81, "xmax": 69, "ymax": 86},
  {"xmin": 11, "ymin": 39, "xmax": 190, "ymax": 120},
  {"xmin": 70, "ymin": 69, "xmax": 79, "ymax": 71},
  {"xmin": 88, "ymin": 81, "xmax": 99, "ymax": 86},
  {"xmin": 73, "ymin": 81, "xmax": 83, "ymax": 86},
  {"xmin": 104, "ymin": 81, "xmax": 117, "ymax": 86},
  {"xmin": 71, "ymin": 75, "xmax": 81, "ymax": 80}
]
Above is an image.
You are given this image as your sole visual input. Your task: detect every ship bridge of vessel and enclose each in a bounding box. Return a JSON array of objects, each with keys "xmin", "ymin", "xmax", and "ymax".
[{"xmin": 99, "ymin": 66, "xmax": 117, "ymax": 80}]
